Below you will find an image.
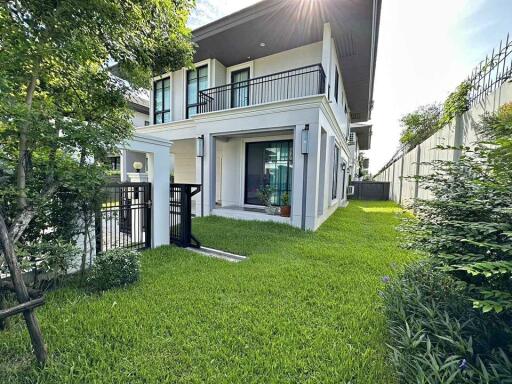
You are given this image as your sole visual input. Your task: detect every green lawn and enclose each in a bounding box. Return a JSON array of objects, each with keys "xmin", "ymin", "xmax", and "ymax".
[{"xmin": 1, "ymin": 201, "xmax": 416, "ymax": 383}]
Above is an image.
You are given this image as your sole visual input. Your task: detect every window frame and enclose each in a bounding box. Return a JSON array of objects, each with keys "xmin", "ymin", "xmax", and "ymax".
[
  {"xmin": 230, "ymin": 67, "xmax": 250, "ymax": 108},
  {"xmin": 186, "ymin": 64, "xmax": 208, "ymax": 119},
  {"xmin": 332, "ymin": 145, "xmax": 340, "ymax": 199},
  {"xmin": 334, "ymin": 67, "xmax": 339, "ymax": 103},
  {"xmin": 153, "ymin": 76, "xmax": 171, "ymax": 124}
]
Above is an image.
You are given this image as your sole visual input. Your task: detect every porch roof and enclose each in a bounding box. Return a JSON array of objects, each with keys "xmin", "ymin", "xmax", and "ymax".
[{"xmin": 191, "ymin": 0, "xmax": 381, "ymax": 123}]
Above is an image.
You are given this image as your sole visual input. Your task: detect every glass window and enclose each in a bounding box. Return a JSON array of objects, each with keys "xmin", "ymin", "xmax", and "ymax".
[
  {"xmin": 332, "ymin": 146, "xmax": 339, "ymax": 199},
  {"xmin": 245, "ymin": 140, "xmax": 293, "ymax": 206},
  {"xmin": 231, "ymin": 68, "xmax": 250, "ymax": 108},
  {"xmin": 187, "ymin": 65, "xmax": 208, "ymax": 118},
  {"xmin": 154, "ymin": 77, "xmax": 170, "ymax": 124}
]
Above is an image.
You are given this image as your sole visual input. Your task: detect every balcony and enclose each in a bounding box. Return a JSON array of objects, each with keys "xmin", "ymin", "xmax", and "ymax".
[{"xmin": 197, "ymin": 64, "xmax": 326, "ymax": 114}]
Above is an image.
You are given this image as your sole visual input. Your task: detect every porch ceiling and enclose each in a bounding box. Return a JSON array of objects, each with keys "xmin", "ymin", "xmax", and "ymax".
[{"xmin": 192, "ymin": 0, "xmax": 381, "ymax": 123}]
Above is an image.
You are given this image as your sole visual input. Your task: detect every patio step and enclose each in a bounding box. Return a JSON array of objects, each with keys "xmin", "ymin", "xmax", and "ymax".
[{"xmin": 186, "ymin": 246, "xmax": 246, "ymax": 263}]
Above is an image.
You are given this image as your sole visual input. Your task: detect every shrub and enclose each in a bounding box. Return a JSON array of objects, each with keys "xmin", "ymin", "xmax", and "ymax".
[
  {"xmin": 383, "ymin": 262, "xmax": 512, "ymax": 383},
  {"xmin": 402, "ymin": 104, "xmax": 512, "ymax": 313},
  {"xmin": 87, "ymin": 248, "xmax": 140, "ymax": 291}
]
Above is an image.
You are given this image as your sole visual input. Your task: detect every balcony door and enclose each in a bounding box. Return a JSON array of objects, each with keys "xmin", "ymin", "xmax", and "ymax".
[
  {"xmin": 231, "ymin": 68, "xmax": 250, "ymax": 108},
  {"xmin": 245, "ymin": 140, "xmax": 293, "ymax": 206}
]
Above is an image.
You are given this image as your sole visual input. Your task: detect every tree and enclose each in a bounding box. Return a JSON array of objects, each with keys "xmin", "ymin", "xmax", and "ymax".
[
  {"xmin": 399, "ymin": 103, "xmax": 442, "ymax": 150},
  {"xmin": 0, "ymin": 0, "xmax": 194, "ymax": 364}
]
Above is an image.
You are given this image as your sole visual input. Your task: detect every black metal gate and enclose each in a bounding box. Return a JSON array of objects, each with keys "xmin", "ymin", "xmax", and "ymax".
[
  {"xmin": 96, "ymin": 182, "xmax": 152, "ymax": 253},
  {"xmin": 169, "ymin": 184, "xmax": 201, "ymax": 248}
]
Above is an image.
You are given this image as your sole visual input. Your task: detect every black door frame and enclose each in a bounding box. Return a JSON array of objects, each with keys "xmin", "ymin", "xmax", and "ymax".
[
  {"xmin": 231, "ymin": 68, "xmax": 250, "ymax": 108},
  {"xmin": 244, "ymin": 139, "xmax": 293, "ymax": 206}
]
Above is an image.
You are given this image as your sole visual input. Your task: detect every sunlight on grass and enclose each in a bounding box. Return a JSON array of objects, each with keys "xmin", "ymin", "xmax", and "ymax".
[
  {"xmin": 0, "ymin": 201, "xmax": 416, "ymax": 384},
  {"xmin": 360, "ymin": 206, "xmax": 400, "ymax": 213}
]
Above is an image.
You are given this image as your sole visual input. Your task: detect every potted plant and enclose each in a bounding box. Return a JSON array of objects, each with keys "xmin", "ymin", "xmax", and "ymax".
[
  {"xmin": 280, "ymin": 192, "xmax": 290, "ymax": 217},
  {"xmin": 256, "ymin": 184, "xmax": 277, "ymax": 215}
]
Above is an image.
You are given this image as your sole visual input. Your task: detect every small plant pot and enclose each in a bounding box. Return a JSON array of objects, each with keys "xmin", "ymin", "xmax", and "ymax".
[
  {"xmin": 264, "ymin": 206, "xmax": 276, "ymax": 215},
  {"xmin": 280, "ymin": 205, "xmax": 291, "ymax": 217}
]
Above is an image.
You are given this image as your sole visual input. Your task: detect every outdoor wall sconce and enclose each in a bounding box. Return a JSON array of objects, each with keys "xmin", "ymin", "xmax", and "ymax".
[
  {"xmin": 133, "ymin": 161, "xmax": 143, "ymax": 173},
  {"xmin": 301, "ymin": 127, "xmax": 309, "ymax": 155},
  {"xmin": 196, "ymin": 136, "xmax": 204, "ymax": 157}
]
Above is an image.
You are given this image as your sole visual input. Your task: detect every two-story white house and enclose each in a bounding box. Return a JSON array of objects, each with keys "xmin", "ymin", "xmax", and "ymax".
[{"xmin": 136, "ymin": 0, "xmax": 380, "ymax": 230}]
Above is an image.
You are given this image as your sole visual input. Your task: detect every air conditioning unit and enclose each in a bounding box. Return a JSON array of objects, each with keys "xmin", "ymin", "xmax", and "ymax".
[{"xmin": 347, "ymin": 185, "xmax": 355, "ymax": 196}]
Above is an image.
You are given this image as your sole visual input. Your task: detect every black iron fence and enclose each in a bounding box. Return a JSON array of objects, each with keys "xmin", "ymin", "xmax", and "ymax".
[
  {"xmin": 170, "ymin": 184, "xmax": 201, "ymax": 248},
  {"xmin": 197, "ymin": 64, "xmax": 326, "ymax": 114},
  {"xmin": 468, "ymin": 33, "xmax": 512, "ymax": 106},
  {"xmin": 96, "ymin": 182, "xmax": 152, "ymax": 254}
]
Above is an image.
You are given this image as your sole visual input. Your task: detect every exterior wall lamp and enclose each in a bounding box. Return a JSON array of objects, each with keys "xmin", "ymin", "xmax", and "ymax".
[
  {"xmin": 301, "ymin": 127, "xmax": 309, "ymax": 154},
  {"xmin": 133, "ymin": 161, "xmax": 143, "ymax": 173},
  {"xmin": 196, "ymin": 136, "xmax": 204, "ymax": 157}
]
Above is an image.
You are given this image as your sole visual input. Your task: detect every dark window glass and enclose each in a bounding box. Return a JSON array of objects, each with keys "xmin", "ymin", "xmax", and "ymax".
[
  {"xmin": 186, "ymin": 65, "xmax": 208, "ymax": 118},
  {"xmin": 334, "ymin": 68, "xmax": 339, "ymax": 103},
  {"xmin": 245, "ymin": 140, "xmax": 293, "ymax": 205},
  {"xmin": 154, "ymin": 77, "xmax": 170, "ymax": 124},
  {"xmin": 332, "ymin": 146, "xmax": 339, "ymax": 199},
  {"xmin": 109, "ymin": 156, "xmax": 120, "ymax": 171},
  {"xmin": 231, "ymin": 68, "xmax": 250, "ymax": 108}
]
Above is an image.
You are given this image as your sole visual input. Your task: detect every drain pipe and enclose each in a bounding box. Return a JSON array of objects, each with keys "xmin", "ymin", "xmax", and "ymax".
[{"xmin": 301, "ymin": 125, "xmax": 309, "ymax": 230}]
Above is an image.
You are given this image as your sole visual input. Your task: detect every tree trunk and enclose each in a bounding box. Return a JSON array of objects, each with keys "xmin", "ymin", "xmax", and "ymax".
[
  {"xmin": 17, "ymin": 64, "xmax": 40, "ymax": 210},
  {"xmin": 0, "ymin": 214, "xmax": 47, "ymax": 364}
]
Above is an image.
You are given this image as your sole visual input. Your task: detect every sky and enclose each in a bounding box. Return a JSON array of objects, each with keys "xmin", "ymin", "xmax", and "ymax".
[{"xmin": 188, "ymin": 0, "xmax": 512, "ymax": 173}]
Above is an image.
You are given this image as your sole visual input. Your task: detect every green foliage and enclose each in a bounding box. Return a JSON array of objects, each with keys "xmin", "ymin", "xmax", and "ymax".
[
  {"xmin": 401, "ymin": 104, "xmax": 512, "ymax": 313},
  {"xmin": 399, "ymin": 104, "xmax": 442, "ymax": 149},
  {"xmin": 0, "ymin": 0, "xmax": 194, "ymax": 275},
  {"xmin": 256, "ymin": 184, "xmax": 274, "ymax": 207},
  {"xmin": 383, "ymin": 262, "xmax": 512, "ymax": 383},
  {"xmin": 0, "ymin": 201, "xmax": 417, "ymax": 383},
  {"xmin": 281, "ymin": 191, "xmax": 290, "ymax": 206},
  {"xmin": 87, "ymin": 249, "xmax": 140, "ymax": 291},
  {"xmin": 439, "ymin": 81, "xmax": 472, "ymax": 127},
  {"xmin": 399, "ymin": 81, "xmax": 472, "ymax": 149}
]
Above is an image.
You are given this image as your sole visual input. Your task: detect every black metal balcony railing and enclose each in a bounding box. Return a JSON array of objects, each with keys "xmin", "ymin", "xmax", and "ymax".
[{"xmin": 197, "ymin": 64, "xmax": 326, "ymax": 114}]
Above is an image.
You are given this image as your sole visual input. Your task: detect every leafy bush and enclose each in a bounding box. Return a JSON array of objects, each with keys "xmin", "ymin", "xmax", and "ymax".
[
  {"xmin": 17, "ymin": 240, "xmax": 80, "ymax": 288},
  {"xmin": 383, "ymin": 262, "xmax": 512, "ymax": 384},
  {"xmin": 401, "ymin": 104, "xmax": 512, "ymax": 313},
  {"xmin": 87, "ymin": 248, "xmax": 140, "ymax": 291}
]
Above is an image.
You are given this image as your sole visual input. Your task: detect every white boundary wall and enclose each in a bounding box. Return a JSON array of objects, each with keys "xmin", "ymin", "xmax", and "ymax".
[{"xmin": 374, "ymin": 81, "xmax": 512, "ymax": 206}]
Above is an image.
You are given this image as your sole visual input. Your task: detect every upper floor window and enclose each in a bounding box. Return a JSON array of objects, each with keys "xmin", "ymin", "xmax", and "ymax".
[
  {"xmin": 186, "ymin": 65, "xmax": 208, "ymax": 118},
  {"xmin": 154, "ymin": 77, "xmax": 170, "ymax": 124},
  {"xmin": 334, "ymin": 68, "xmax": 339, "ymax": 103}
]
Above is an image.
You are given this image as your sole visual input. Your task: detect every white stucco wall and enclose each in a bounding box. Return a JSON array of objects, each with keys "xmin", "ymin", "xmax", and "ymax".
[{"xmin": 131, "ymin": 110, "xmax": 149, "ymax": 128}]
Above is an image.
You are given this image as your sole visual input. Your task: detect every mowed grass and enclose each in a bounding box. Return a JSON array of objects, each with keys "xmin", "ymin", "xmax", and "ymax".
[{"xmin": 0, "ymin": 201, "xmax": 417, "ymax": 383}]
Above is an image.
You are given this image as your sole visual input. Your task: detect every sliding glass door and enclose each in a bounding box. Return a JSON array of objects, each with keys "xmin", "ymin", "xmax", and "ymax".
[
  {"xmin": 231, "ymin": 68, "xmax": 250, "ymax": 108},
  {"xmin": 245, "ymin": 140, "xmax": 293, "ymax": 206}
]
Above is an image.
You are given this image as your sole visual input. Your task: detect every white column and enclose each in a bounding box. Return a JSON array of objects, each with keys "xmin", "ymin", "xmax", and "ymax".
[
  {"xmin": 304, "ymin": 123, "xmax": 322, "ymax": 230},
  {"xmin": 147, "ymin": 149, "xmax": 170, "ymax": 247},
  {"xmin": 195, "ymin": 134, "xmax": 215, "ymax": 217},
  {"xmin": 120, "ymin": 149, "xmax": 128, "ymax": 182},
  {"xmin": 291, "ymin": 125, "xmax": 305, "ymax": 228},
  {"xmin": 321, "ymin": 23, "xmax": 332, "ymax": 98}
]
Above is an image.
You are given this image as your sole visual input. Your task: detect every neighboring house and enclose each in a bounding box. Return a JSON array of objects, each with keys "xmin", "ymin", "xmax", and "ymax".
[
  {"xmin": 136, "ymin": 0, "xmax": 380, "ymax": 230},
  {"xmin": 107, "ymin": 75, "xmax": 151, "ymax": 181},
  {"xmin": 348, "ymin": 122, "xmax": 372, "ymax": 181}
]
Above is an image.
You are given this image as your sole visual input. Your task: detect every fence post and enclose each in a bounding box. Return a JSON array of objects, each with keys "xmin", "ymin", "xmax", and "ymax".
[
  {"xmin": 414, "ymin": 145, "xmax": 421, "ymax": 200},
  {"xmin": 453, "ymin": 115, "xmax": 464, "ymax": 161},
  {"xmin": 398, "ymin": 155, "xmax": 404, "ymax": 205}
]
